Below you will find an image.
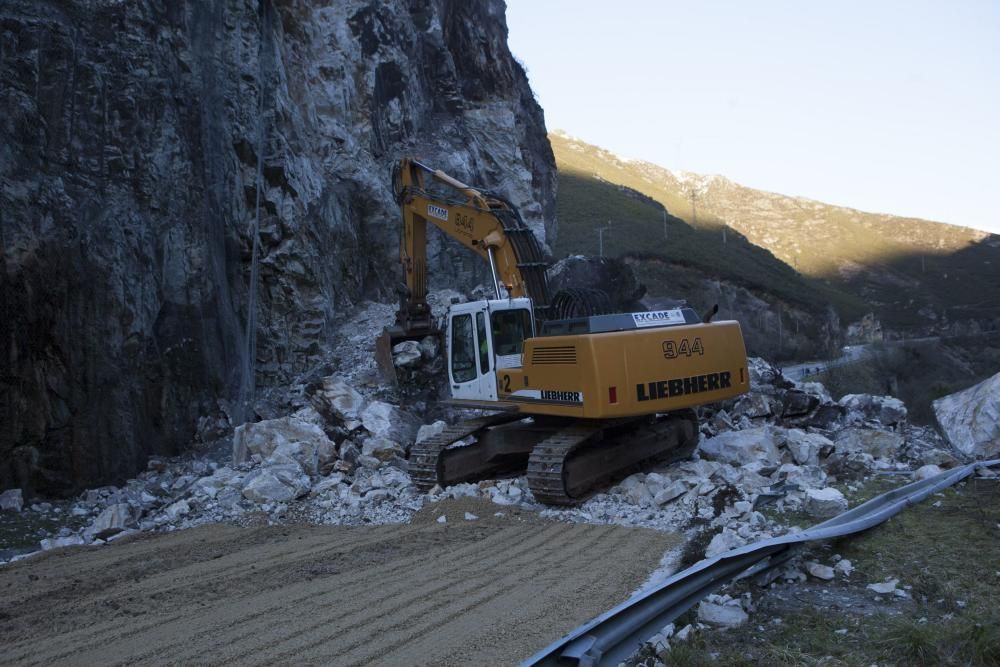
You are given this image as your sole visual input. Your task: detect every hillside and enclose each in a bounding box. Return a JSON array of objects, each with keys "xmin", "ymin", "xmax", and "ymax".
[{"xmin": 551, "ymin": 132, "xmax": 1000, "ymax": 333}]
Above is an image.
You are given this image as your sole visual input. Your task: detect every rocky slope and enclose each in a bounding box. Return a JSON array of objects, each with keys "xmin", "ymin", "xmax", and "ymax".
[
  {"xmin": 551, "ymin": 131, "xmax": 1000, "ymax": 334},
  {"xmin": 0, "ymin": 0, "xmax": 555, "ymax": 495}
]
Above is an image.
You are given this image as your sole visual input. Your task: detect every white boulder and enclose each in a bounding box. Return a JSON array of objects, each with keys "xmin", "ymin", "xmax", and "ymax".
[
  {"xmin": 191, "ymin": 467, "xmax": 243, "ymax": 498},
  {"xmin": 698, "ymin": 427, "xmax": 782, "ymax": 466},
  {"xmin": 242, "ymin": 463, "xmax": 311, "ymax": 504},
  {"xmin": 840, "ymin": 394, "xmax": 907, "ymax": 427},
  {"xmin": 392, "ymin": 340, "xmax": 422, "ymax": 367},
  {"xmin": 309, "ymin": 375, "xmax": 367, "ymax": 421},
  {"xmin": 705, "ymin": 529, "xmax": 746, "ymax": 558},
  {"xmin": 697, "ymin": 595, "xmax": 749, "ymax": 627},
  {"xmin": 617, "ymin": 474, "xmax": 654, "ymax": 507},
  {"xmin": 776, "ymin": 463, "xmax": 828, "ymax": 489},
  {"xmin": 867, "ymin": 578, "xmax": 899, "ymax": 595},
  {"xmin": 360, "ymin": 401, "xmax": 421, "ymax": 447},
  {"xmin": 163, "ymin": 499, "xmax": 191, "ymax": 521},
  {"xmin": 914, "ymin": 464, "xmax": 943, "ymax": 481},
  {"xmin": 0, "ymin": 488, "xmax": 23, "ymax": 513},
  {"xmin": 804, "ymin": 487, "xmax": 848, "ymax": 517},
  {"xmin": 416, "ymin": 420, "xmax": 448, "ymax": 444},
  {"xmin": 834, "ymin": 559, "xmax": 854, "ymax": 577},
  {"xmin": 834, "ymin": 427, "xmax": 904, "ymax": 459},
  {"xmin": 805, "ymin": 562, "xmax": 836, "ymax": 580},
  {"xmin": 87, "ymin": 503, "xmax": 133, "ymax": 539},
  {"xmin": 776, "ymin": 428, "xmax": 832, "ymax": 466},
  {"xmin": 933, "ymin": 372, "xmax": 1000, "ymax": 458},
  {"xmin": 654, "ymin": 480, "xmax": 689, "ymax": 506},
  {"xmin": 40, "ymin": 535, "xmax": 87, "ymax": 550},
  {"xmin": 232, "ymin": 417, "xmax": 336, "ymax": 474},
  {"xmin": 747, "ymin": 357, "xmax": 783, "ymax": 386}
]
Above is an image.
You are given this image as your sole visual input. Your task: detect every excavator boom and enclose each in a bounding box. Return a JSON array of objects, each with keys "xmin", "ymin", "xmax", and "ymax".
[{"xmin": 389, "ymin": 158, "xmax": 551, "ymax": 336}]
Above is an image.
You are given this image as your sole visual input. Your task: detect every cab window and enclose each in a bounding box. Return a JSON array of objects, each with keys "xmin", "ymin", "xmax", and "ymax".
[
  {"xmin": 476, "ymin": 312, "xmax": 490, "ymax": 373},
  {"xmin": 491, "ymin": 309, "xmax": 533, "ymax": 356},
  {"xmin": 451, "ymin": 314, "xmax": 476, "ymax": 383}
]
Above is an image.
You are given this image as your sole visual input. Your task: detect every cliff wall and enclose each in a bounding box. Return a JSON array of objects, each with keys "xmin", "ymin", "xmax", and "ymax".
[{"xmin": 0, "ymin": 0, "xmax": 555, "ymax": 494}]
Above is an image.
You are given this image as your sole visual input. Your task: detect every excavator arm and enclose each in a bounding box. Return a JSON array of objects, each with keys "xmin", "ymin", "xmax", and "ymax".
[{"xmin": 388, "ymin": 158, "xmax": 552, "ymax": 337}]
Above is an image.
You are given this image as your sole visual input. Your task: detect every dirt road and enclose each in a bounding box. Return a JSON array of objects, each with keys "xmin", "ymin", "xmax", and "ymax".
[{"xmin": 0, "ymin": 498, "xmax": 679, "ymax": 666}]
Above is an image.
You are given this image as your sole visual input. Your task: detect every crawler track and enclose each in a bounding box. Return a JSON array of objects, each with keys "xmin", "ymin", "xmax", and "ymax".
[
  {"xmin": 526, "ymin": 411, "xmax": 699, "ymax": 505},
  {"xmin": 412, "ymin": 410, "xmax": 699, "ymax": 505},
  {"xmin": 409, "ymin": 413, "xmax": 524, "ymax": 490}
]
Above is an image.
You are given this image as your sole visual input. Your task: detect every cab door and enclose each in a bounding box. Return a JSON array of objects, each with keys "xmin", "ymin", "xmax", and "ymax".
[{"xmin": 447, "ymin": 302, "xmax": 498, "ymax": 401}]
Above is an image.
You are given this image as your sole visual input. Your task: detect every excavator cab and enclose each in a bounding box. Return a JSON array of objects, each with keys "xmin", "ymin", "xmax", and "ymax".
[{"xmin": 447, "ymin": 297, "xmax": 535, "ymax": 402}]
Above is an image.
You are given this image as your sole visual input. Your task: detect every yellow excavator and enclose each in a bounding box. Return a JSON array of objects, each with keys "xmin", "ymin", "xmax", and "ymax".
[{"xmin": 377, "ymin": 158, "xmax": 749, "ymax": 504}]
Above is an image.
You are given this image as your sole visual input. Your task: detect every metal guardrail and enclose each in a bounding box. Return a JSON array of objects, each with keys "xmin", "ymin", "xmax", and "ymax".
[{"xmin": 523, "ymin": 458, "xmax": 1000, "ymax": 667}]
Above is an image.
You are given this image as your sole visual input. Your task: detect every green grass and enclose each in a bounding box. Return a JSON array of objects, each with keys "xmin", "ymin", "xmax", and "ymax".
[{"xmin": 651, "ymin": 479, "xmax": 1000, "ymax": 666}]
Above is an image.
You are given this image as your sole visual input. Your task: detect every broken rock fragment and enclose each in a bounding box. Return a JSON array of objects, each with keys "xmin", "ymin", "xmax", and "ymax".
[
  {"xmin": 805, "ymin": 561, "xmax": 835, "ymax": 580},
  {"xmin": 86, "ymin": 503, "xmax": 134, "ymax": 540},
  {"xmin": 360, "ymin": 401, "xmax": 421, "ymax": 448},
  {"xmin": 242, "ymin": 463, "xmax": 311, "ymax": 504},
  {"xmin": 698, "ymin": 427, "xmax": 782, "ymax": 466},
  {"xmin": 232, "ymin": 416, "xmax": 337, "ymax": 474},
  {"xmin": 697, "ymin": 594, "xmax": 749, "ymax": 627},
  {"xmin": 867, "ymin": 578, "xmax": 900, "ymax": 595},
  {"xmin": 777, "ymin": 428, "xmax": 833, "ymax": 466},
  {"xmin": 0, "ymin": 488, "xmax": 23, "ymax": 513},
  {"xmin": 392, "ymin": 341, "xmax": 422, "ymax": 367},
  {"xmin": 804, "ymin": 487, "xmax": 848, "ymax": 518},
  {"xmin": 839, "ymin": 394, "xmax": 907, "ymax": 427},
  {"xmin": 654, "ymin": 480, "xmax": 688, "ymax": 506},
  {"xmin": 834, "ymin": 427, "xmax": 904, "ymax": 460},
  {"xmin": 309, "ymin": 375, "xmax": 367, "ymax": 422}
]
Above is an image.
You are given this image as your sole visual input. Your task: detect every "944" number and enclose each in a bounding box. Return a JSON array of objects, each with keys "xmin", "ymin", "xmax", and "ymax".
[{"xmin": 662, "ymin": 337, "xmax": 704, "ymax": 359}]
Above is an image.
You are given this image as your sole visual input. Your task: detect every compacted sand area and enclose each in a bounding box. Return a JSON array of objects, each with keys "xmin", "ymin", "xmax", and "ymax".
[{"xmin": 0, "ymin": 498, "xmax": 679, "ymax": 666}]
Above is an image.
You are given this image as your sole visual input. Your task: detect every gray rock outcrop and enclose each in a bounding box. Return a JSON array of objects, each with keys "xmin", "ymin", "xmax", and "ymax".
[{"xmin": 0, "ymin": 0, "xmax": 555, "ymax": 494}]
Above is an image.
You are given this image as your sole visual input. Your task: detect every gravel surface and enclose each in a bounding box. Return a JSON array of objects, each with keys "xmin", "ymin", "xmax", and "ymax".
[{"xmin": 0, "ymin": 498, "xmax": 679, "ymax": 666}]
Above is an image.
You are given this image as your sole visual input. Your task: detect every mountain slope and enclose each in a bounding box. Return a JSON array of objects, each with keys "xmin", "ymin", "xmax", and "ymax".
[{"xmin": 551, "ymin": 131, "xmax": 1000, "ymax": 332}]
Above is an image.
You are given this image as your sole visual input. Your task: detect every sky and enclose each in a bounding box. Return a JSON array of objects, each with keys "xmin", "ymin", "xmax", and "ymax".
[{"xmin": 505, "ymin": 0, "xmax": 1000, "ymax": 234}]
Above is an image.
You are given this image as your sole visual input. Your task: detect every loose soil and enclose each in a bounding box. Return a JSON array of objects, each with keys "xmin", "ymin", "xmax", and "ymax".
[{"xmin": 0, "ymin": 498, "xmax": 680, "ymax": 666}]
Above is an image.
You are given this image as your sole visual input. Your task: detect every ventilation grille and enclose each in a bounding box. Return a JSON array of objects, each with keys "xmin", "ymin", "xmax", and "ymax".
[{"xmin": 531, "ymin": 346, "xmax": 577, "ymax": 365}]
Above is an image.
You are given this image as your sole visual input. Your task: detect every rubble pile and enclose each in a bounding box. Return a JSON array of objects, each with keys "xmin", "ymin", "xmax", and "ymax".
[{"xmin": 0, "ymin": 349, "xmax": 976, "ymax": 571}]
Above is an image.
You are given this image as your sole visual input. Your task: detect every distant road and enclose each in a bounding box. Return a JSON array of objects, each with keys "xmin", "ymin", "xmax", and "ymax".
[
  {"xmin": 782, "ymin": 344, "xmax": 872, "ymax": 381},
  {"xmin": 781, "ymin": 331, "xmax": 997, "ymax": 381},
  {"xmin": 782, "ymin": 336, "xmax": 948, "ymax": 381}
]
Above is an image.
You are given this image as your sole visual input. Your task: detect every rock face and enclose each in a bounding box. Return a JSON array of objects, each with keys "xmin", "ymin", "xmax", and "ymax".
[
  {"xmin": 934, "ymin": 372, "xmax": 1000, "ymax": 458},
  {"xmin": 0, "ymin": 0, "xmax": 555, "ymax": 494}
]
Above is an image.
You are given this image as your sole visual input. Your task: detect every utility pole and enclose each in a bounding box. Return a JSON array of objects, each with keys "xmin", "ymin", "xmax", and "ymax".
[
  {"xmin": 689, "ymin": 188, "xmax": 697, "ymax": 225},
  {"xmin": 662, "ymin": 209, "xmax": 668, "ymax": 240},
  {"xmin": 778, "ymin": 304, "xmax": 783, "ymax": 351},
  {"xmin": 722, "ymin": 226, "xmax": 727, "ymax": 245},
  {"xmin": 597, "ymin": 220, "xmax": 612, "ymax": 258}
]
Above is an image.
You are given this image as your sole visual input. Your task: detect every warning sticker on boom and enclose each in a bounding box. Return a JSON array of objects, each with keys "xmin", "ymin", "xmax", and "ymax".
[
  {"xmin": 427, "ymin": 204, "xmax": 449, "ymax": 221},
  {"xmin": 632, "ymin": 309, "xmax": 685, "ymax": 328}
]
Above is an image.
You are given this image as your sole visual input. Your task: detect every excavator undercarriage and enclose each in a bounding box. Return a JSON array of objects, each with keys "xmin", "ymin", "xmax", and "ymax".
[{"xmin": 409, "ymin": 409, "xmax": 699, "ymax": 505}]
